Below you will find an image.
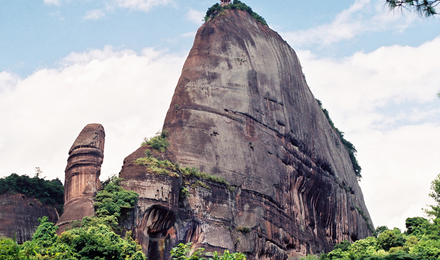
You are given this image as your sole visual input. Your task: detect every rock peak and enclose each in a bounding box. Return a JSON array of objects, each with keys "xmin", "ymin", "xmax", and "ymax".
[
  {"xmin": 120, "ymin": 9, "xmax": 373, "ymax": 259},
  {"xmin": 57, "ymin": 123, "xmax": 105, "ymax": 233}
]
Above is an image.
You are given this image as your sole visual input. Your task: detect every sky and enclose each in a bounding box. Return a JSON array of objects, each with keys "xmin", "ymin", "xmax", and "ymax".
[{"xmin": 0, "ymin": 0, "xmax": 439, "ymax": 231}]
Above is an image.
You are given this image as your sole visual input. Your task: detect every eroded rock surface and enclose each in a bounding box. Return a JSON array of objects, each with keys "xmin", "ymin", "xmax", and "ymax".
[
  {"xmin": 0, "ymin": 193, "xmax": 59, "ymax": 243},
  {"xmin": 56, "ymin": 123, "xmax": 105, "ymax": 233},
  {"xmin": 120, "ymin": 10, "xmax": 373, "ymax": 259}
]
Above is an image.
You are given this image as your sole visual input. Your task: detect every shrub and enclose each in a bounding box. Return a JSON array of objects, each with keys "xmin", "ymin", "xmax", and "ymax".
[
  {"xmin": 142, "ymin": 130, "xmax": 169, "ymax": 152},
  {"xmin": 204, "ymin": 0, "xmax": 267, "ymax": 26}
]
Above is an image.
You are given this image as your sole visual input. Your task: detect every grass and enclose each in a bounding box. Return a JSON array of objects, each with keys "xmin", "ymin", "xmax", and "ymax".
[{"xmin": 135, "ymin": 156, "xmax": 230, "ymax": 188}]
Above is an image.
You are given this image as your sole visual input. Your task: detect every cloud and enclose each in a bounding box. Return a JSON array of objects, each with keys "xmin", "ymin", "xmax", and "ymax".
[
  {"xmin": 0, "ymin": 71, "xmax": 19, "ymax": 93},
  {"xmin": 43, "ymin": 0, "xmax": 60, "ymax": 6},
  {"xmin": 0, "ymin": 47, "xmax": 186, "ymax": 182},
  {"xmin": 298, "ymin": 36, "xmax": 440, "ymax": 130},
  {"xmin": 114, "ymin": 0, "xmax": 174, "ymax": 12},
  {"xmin": 281, "ymin": 0, "xmax": 418, "ymax": 47},
  {"xmin": 297, "ymin": 36, "xmax": 440, "ymax": 229},
  {"xmin": 84, "ymin": 9, "xmax": 106, "ymax": 20},
  {"xmin": 186, "ymin": 9, "xmax": 204, "ymax": 25}
]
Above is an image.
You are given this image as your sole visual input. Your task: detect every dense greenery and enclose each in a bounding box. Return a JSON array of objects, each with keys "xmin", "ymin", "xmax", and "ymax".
[
  {"xmin": 301, "ymin": 174, "xmax": 440, "ymax": 260},
  {"xmin": 142, "ymin": 130, "xmax": 169, "ymax": 152},
  {"xmin": 204, "ymin": 0, "xmax": 267, "ymax": 26},
  {"xmin": 386, "ymin": 0, "xmax": 439, "ymax": 16},
  {"xmin": 316, "ymin": 99, "xmax": 362, "ymax": 180},
  {"xmin": 170, "ymin": 242, "xmax": 246, "ymax": 260},
  {"xmin": 93, "ymin": 176, "xmax": 139, "ymax": 230},
  {"xmin": 0, "ymin": 173, "xmax": 64, "ymax": 210},
  {"xmin": 0, "ymin": 176, "xmax": 146, "ymax": 260}
]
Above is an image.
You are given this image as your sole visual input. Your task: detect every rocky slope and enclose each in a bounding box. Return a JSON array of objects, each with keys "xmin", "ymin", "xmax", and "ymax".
[
  {"xmin": 119, "ymin": 9, "xmax": 373, "ymax": 259},
  {"xmin": 0, "ymin": 193, "xmax": 59, "ymax": 243}
]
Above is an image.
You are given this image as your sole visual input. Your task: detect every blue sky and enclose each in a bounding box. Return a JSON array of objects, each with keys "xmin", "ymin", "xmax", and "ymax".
[{"xmin": 1, "ymin": 0, "xmax": 440, "ymax": 231}]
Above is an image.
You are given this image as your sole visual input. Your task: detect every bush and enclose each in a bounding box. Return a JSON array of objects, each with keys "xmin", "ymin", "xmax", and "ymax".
[
  {"xmin": 204, "ymin": 0, "xmax": 267, "ymax": 26},
  {"xmin": 142, "ymin": 130, "xmax": 169, "ymax": 152}
]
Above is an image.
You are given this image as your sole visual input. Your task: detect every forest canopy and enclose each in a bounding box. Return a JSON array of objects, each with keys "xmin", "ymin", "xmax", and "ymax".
[{"xmin": 0, "ymin": 173, "xmax": 64, "ymax": 207}]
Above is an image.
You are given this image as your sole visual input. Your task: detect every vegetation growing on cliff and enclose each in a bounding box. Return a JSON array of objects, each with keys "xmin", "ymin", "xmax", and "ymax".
[
  {"xmin": 301, "ymin": 174, "xmax": 440, "ymax": 260},
  {"xmin": 0, "ymin": 173, "xmax": 64, "ymax": 211},
  {"xmin": 170, "ymin": 242, "xmax": 246, "ymax": 260},
  {"xmin": 204, "ymin": 0, "xmax": 267, "ymax": 26},
  {"xmin": 316, "ymin": 99, "xmax": 362, "ymax": 180},
  {"xmin": 0, "ymin": 176, "xmax": 146, "ymax": 260},
  {"xmin": 141, "ymin": 130, "xmax": 169, "ymax": 152}
]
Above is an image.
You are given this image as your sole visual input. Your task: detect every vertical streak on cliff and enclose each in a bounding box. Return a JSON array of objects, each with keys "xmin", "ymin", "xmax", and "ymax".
[{"xmin": 56, "ymin": 123, "xmax": 105, "ymax": 233}]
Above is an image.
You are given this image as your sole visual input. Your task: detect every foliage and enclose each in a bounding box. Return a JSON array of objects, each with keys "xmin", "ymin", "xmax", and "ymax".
[
  {"xmin": 0, "ymin": 173, "xmax": 64, "ymax": 210},
  {"xmin": 386, "ymin": 0, "xmax": 439, "ymax": 16},
  {"xmin": 0, "ymin": 176, "xmax": 145, "ymax": 260},
  {"xmin": 425, "ymin": 173, "xmax": 440, "ymax": 218},
  {"xmin": 170, "ymin": 242, "xmax": 246, "ymax": 260},
  {"xmin": 318, "ymin": 175, "xmax": 440, "ymax": 260},
  {"xmin": 236, "ymin": 227, "xmax": 250, "ymax": 233},
  {"xmin": 204, "ymin": 0, "xmax": 267, "ymax": 26},
  {"xmin": 94, "ymin": 176, "xmax": 139, "ymax": 226},
  {"xmin": 316, "ymin": 99, "xmax": 362, "ymax": 180},
  {"xmin": 142, "ymin": 130, "xmax": 169, "ymax": 152},
  {"xmin": 135, "ymin": 156, "xmax": 229, "ymax": 187}
]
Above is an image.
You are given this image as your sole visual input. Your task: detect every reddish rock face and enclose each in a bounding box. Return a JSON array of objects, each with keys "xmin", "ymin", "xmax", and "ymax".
[
  {"xmin": 0, "ymin": 193, "xmax": 58, "ymax": 243},
  {"xmin": 56, "ymin": 123, "xmax": 105, "ymax": 233},
  {"xmin": 120, "ymin": 10, "xmax": 373, "ymax": 259}
]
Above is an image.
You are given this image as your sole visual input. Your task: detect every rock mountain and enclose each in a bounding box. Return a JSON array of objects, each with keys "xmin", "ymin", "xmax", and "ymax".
[
  {"xmin": 117, "ymin": 8, "xmax": 373, "ymax": 259},
  {"xmin": 54, "ymin": 8, "xmax": 373, "ymax": 260}
]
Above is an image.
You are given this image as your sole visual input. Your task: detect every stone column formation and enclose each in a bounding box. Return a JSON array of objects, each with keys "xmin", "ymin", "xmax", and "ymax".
[{"xmin": 56, "ymin": 123, "xmax": 105, "ymax": 233}]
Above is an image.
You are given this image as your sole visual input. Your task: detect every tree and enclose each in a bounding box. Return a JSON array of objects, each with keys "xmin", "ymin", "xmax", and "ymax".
[
  {"xmin": 386, "ymin": 0, "xmax": 439, "ymax": 17},
  {"xmin": 425, "ymin": 173, "xmax": 440, "ymax": 218}
]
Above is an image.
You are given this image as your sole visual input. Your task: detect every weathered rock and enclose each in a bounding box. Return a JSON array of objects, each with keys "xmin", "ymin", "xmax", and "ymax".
[
  {"xmin": 0, "ymin": 193, "xmax": 58, "ymax": 243},
  {"xmin": 120, "ymin": 9, "xmax": 373, "ymax": 259},
  {"xmin": 56, "ymin": 123, "xmax": 105, "ymax": 233}
]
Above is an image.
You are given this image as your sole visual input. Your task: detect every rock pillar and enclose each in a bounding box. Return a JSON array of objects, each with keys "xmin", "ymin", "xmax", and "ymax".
[{"xmin": 56, "ymin": 123, "xmax": 105, "ymax": 233}]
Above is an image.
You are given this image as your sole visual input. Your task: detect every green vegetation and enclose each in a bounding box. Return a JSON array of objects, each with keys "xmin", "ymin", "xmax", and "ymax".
[
  {"xmin": 204, "ymin": 0, "xmax": 267, "ymax": 26},
  {"xmin": 135, "ymin": 156, "xmax": 229, "ymax": 187},
  {"xmin": 142, "ymin": 130, "xmax": 169, "ymax": 152},
  {"xmin": 316, "ymin": 99, "xmax": 362, "ymax": 180},
  {"xmin": 135, "ymin": 157, "xmax": 179, "ymax": 177},
  {"xmin": 386, "ymin": 0, "xmax": 439, "ymax": 16},
  {"xmin": 0, "ymin": 173, "xmax": 64, "ymax": 212},
  {"xmin": 300, "ymin": 173, "xmax": 440, "ymax": 260},
  {"xmin": 170, "ymin": 242, "xmax": 246, "ymax": 260},
  {"xmin": 94, "ymin": 176, "xmax": 139, "ymax": 229},
  {"xmin": 236, "ymin": 227, "xmax": 251, "ymax": 233},
  {"xmin": 0, "ymin": 176, "xmax": 146, "ymax": 260}
]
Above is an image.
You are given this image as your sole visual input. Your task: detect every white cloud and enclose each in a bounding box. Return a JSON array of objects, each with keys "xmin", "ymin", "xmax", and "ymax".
[
  {"xmin": 0, "ymin": 47, "xmax": 186, "ymax": 182},
  {"xmin": 114, "ymin": 0, "xmax": 174, "ymax": 12},
  {"xmin": 43, "ymin": 0, "xmax": 60, "ymax": 6},
  {"xmin": 84, "ymin": 9, "xmax": 106, "ymax": 20},
  {"xmin": 186, "ymin": 9, "xmax": 204, "ymax": 25},
  {"xmin": 297, "ymin": 36, "xmax": 440, "ymax": 229},
  {"xmin": 0, "ymin": 71, "xmax": 20, "ymax": 93},
  {"xmin": 281, "ymin": 0, "xmax": 418, "ymax": 47}
]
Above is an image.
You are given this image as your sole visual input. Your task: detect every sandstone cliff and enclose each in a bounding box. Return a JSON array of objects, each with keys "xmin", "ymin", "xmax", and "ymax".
[
  {"xmin": 0, "ymin": 193, "xmax": 59, "ymax": 243},
  {"xmin": 120, "ymin": 9, "xmax": 373, "ymax": 259},
  {"xmin": 56, "ymin": 123, "xmax": 105, "ymax": 233}
]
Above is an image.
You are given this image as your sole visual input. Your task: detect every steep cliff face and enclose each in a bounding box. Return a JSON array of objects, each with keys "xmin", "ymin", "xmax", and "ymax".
[
  {"xmin": 120, "ymin": 9, "xmax": 373, "ymax": 259},
  {"xmin": 56, "ymin": 123, "xmax": 105, "ymax": 233},
  {"xmin": 0, "ymin": 193, "xmax": 59, "ymax": 243}
]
